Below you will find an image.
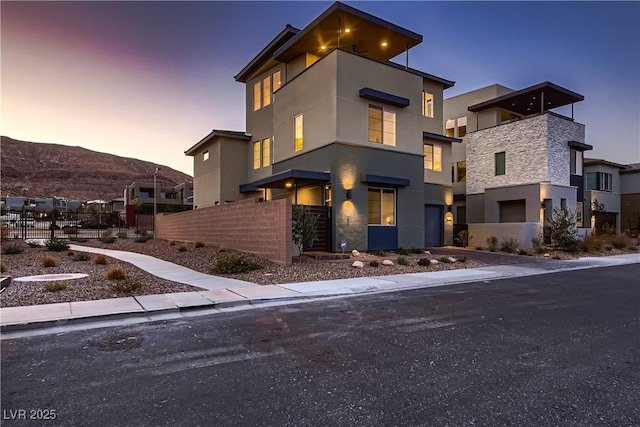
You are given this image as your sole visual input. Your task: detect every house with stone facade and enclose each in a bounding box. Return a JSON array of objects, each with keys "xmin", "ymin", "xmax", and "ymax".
[{"xmin": 185, "ymin": 2, "xmax": 461, "ymax": 252}]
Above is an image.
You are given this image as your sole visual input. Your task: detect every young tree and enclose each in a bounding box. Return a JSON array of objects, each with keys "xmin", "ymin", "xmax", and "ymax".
[
  {"xmin": 292, "ymin": 204, "xmax": 318, "ymax": 261},
  {"xmin": 543, "ymin": 207, "xmax": 579, "ymax": 252}
]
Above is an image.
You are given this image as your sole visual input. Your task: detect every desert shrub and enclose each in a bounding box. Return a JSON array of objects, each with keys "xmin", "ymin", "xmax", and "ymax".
[
  {"xmin": 417, "ymin": 258, "xmax": 430, "ymax": 267},
  {"xmin": 45, "ymin": 238, "xmax": 70, "ymax": 252},
  {"xmin": 475, "ymin": 246, "xmax": 483, "ymax": 251},
  {"xmin": 95, "ymin": 254, "xmax": 108, "ymax": 265},
  {"xmin": 500, "ymin": 238, "xmax": 519, "ymax": 254},
  {"xmin": 73, "ymin": 252, "xmax": 91, "ymax": 262},
  {"xmin": 409, "ymin": 247, "xmax": 423, "ymax": 254},
  {"xmin": 580, "ymin": 234, "xmax": 603, "ymax": 252},
  {"xmin": 487, "ymin": 236, "xmax": 498, "ymax": 252},
  {"xmin": 458, "ymin": 256, "xmax": 467, "ymax": 263},
  {"xmin": 100, "ymin": 232, "xmax": 116, "ymax": 244},
  {"xmin": 112, "ymin": 280, "xmax": 144, "ymax": 294},
  {"xmin": 67, "ymin": 250, "xmax": 75, "ymax": 256},
  {"xmin": 177, "ymin": 244, "xmax": 188, "ymax": 252},
  {"xmin": 69, "ymin": 236, "xmax": 88, "ymax": 242},
  {"xmin": 218, "ymin": 248, "xmax": 226, "ymax": 253},
  {"xmin": 0, "ymin": 262, "xmax": 6, "ymax": 273},
  {"xmin": 211, "ymin": 255, "xmax": 261, "ymax": 274},
  {"xmin": 106, "ymin": 267, "xmax": 127, "ymax": 280},
  {"xmin": 628, "ymin": 246, "xmax": 638, "ymax": 252},
  {"xmin": 604, "ymin": 245, "xmax": 613, "ymax": 251},
  {"xmin": 2, "ymin": 243, "xmax": 25, "ymax": 255},
  {"xmin": 44, "ymin": 282, "xmax": 67, "ymax": 292},
  {"xmin": 369, "ymin": 250, "xmax": 387, "ymax": 257},
  {"xmin": 369, "ymin": 260, "xmax": 380, "ymax": 267},
  {"xmin": 531, "ymin": 237, "xmax": 546, "ymax": 254},
  {"xmin": 397, "ymin": 255, "xmax": 408, "ymax": 265},
  {"xmin": 543, "ymin": 207, "xmax": 579, "ymax": 252},
  {"xmin": 395, "ymin": 247, "xmax": 409, "ymax": 255},
  {"xmin": 455, "ymin": 230, "xmax": 471, "ymax": 247},
  {"xmin": 517, "ymin": 248, "xmax": 528, "ymax": 256},
  {"xmin": 0, "ymin": 225, "xmax": 8, "ymax": 241},
  {"xmin": 43, "ymin": 256, "xmax": 58, "ymax": 268},
  {"xmin": 169, "ymin": 241, "xmax": 176, "ymax": 246},
  {"xmin": 439, "ymin": 256, "xmax": 452, "ymax": 263},
  {"xmin": 135, "ymin": 230, "xmax": 152, "ymax": 243},
  {"xmin": 26, "ymin": 240, "xmax": 42, "ymax": 248},
  {"xmin": 117, "ymin": 232, "xmax": 128, "ymax": 239},
  {"xmin": 611, "ymin": 234, "xmax": 631, "ymax": 250},
  {"xmin": 194, "ymin": 241, "xmax": 206, "ymax": 248}
]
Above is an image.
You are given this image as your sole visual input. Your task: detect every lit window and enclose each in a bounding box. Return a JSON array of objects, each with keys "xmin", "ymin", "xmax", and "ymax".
[
  {"xmin": 262, "ymin": 137, "xmax": 271, "ymax": 167},
  {"xmin": 495, "ymin": 152, "xmax": 506, "ymax": 176},
  {"xmin": 262, "ymin": 76, "xmax": 271, "ymax": 107},
  {"xmin": 570, "ymin": 149, "xmax": 583, "ymax": 175},
  {"xmin": 368, "ymin": 106, "xmax": 396, "ymax": 146},
  {"xmin": 253, "ymin": 82, "xmax": 261, "ymax": 111},
  {"xmin": 422, "ymin": 92, "xmax": 434, "ymax": 118},
  {"xmin": 294, "ymin": 114, "xmax": 303, "ymax": 152},
  {"xmin": 253, "ymin": 141, "xmax": 260, "ymax": 170},
  {"xmin": 368, "ymin": 188, "xmax": 395, "ymax": 225},
  {"xmin": 445, "ymin": 119, "xmax": 455, "ymax": 137},
  {"xmin": 203, "ymin": 150, "xmax": 209, "ymax": 161},
  {"xmin": 457, "ymin": 116, "xmax": 467, "ymax": 137},
  {"xmin": 273, "ymin": 71, "xmax": 281, "ymax": 92},
  {"xmin": 424, "ymin": 144, "xmax": 442, "ymax": 172}
]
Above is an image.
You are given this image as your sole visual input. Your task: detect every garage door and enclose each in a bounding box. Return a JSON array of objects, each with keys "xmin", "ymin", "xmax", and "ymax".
[{"xmin": 424, "ymin": 205, "xmax": 443, "ymax": 247}]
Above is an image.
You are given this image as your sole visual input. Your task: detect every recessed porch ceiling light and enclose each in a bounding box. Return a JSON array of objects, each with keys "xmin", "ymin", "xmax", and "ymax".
[
  {"xmin": 381, "ymin": 42, "xmax": 388, "ymax": 47},
  {"xmin": 344, "ymin": 28, "xmax": 351, "ymax": 33},
  {"xmin": 532, "ymin": 96, "xmax": 536, "ymax": 100},
  {"xmin": 285, "ymin": 183, "xmax": 293, "ymax": 188},
  {"xmin": 321, "ymin": 45, "xmax": 327, "ymax": 50}
]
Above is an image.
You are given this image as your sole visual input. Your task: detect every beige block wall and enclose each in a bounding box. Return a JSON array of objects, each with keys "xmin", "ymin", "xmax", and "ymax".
[{"xmin": 155, "ymin": 198, "xmax": 293, "ymax": 265}]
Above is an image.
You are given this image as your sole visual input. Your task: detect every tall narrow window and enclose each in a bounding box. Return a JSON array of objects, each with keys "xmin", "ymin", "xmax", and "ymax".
[
  {"xmin": 368, "ymin": 105, "xmax": 396, "ymax": 146},
  {"xmin": 367, "ymin": 188, "xmax": 396, "ymax": 225},
  {"xmin": 368, "ymin": 106, "xmax": 382, "ymax": 143},
  {"xmin": 262, "ymin": 76, "xmax": 271, "ymax": 107},
  {"xmin": 570, "ymin": 149, "xmax": 583, "ymax": 175},
  {"xmin": 456, "ymin": 161, "xmax": 466, "ymax": 182},
  {"xmin": 576, "ymin": 202, "xmax": 583, "ymax": 227},
  {"xmin": 294, "ymin": 115, "xmax": 303, "ymax": 152},
  {"xmin": 424, "ymin": 144, "xmax": 442, "ymax": 171},
  {"xmin": 495, "ymin": 152, "xmax": 506, "ymax": 176},
  {"xmin": 424, "ymin": 144, "xmax": 433, "ymax": 170},
  {"xmin": 445, "ymin": 119, "xmax": 455, "ymax": 137},
  {"xmin": 383, "ymin": 109, "xmax": 396, "ymax": 146},
  {"xmin": 273, "ymin": 71, "xmax": 282, "ymax": 92},
  {"xmin": 457, "ymin": 116, "xmax": 467, "ymax": 137},
  {"xmin": 253, "ymin": 82, "xmax": 261, "ymax": 111},
  {"xmin": 422, "ymin": 92, "xmax": 434, "ymax": 118},
  {"xmin": 253, "ymin": 142, "xmax": 261, "ymax": 169},
  {"xmin": 203, "ymin": 150, "xmax": 209, "ymax": 161},
  {"xmin": 262, "ymin": 137, "xmax": 271, "ymax": 167}
]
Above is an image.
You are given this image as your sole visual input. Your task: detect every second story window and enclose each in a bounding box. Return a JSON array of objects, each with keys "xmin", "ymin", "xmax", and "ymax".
[
  {"xmin": 262, "ymin": 137, "xmax": 271, "ymax": 167},
  {"xmin": 445, "ymin": 119, "xmax": 455, "ymax": 137},
  {"xmin": 203, "ymin": 150, "xmax": 209, "ymax": 161},
  {"xmin": 294, "ymin": 114, "xmax": 304, "ymax": 152},
  {"xmin": 253, "ymin": 70, "xmax": 282, "ymax": 111},
  {"xmin": 253, "ymin": 141, "xmax": 261, "ymax": 170},
  {"xmin": 422, "ymin": 91, "xmax": 434, "ymax": 118},
  {"xmin": 424, "ymin": 144, "xmax": 442, "ymax": 171},
  {"xmin": 570, "ymin": 149, "xmax": 583, "ymax": 175},
  {"xmin": 495, "ymin": 152, "xmax": 506, "ymax": 176},
  {"xmin": 586, "ymin": 172, "xmax": 613, "ymax": 191},
  {"xmin": 253, "ymin": 82, "xmax": 261, "ymax": 111},
  {"xmin": 456, "ymin": 161, "xmax": 467, "ymax": 182},
  {"xmin": 457, "ymin": 117, "xmax": 467, "ymax": 137},
  {"xmin": 368, "ymin": 105, "xmax": 396, "ymax": 146}
]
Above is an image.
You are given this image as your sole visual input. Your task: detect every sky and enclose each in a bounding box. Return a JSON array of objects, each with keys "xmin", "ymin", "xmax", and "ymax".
[{"xmin": 2, "ymin": 1, "xmax": 639, "ymax": 176}]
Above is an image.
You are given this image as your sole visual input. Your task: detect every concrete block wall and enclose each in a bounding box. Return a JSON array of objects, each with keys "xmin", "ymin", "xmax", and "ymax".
[
  {"xmin": 468, "ymin": 222, "xmax": 542, "ymax": 250},
  {"xmin": 155, "ymin": 198, "xmax": 293, "ymax": 265}
]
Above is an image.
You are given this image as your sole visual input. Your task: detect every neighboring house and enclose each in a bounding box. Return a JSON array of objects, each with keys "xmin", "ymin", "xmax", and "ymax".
[
  {"xmin": 620, "ymin": 163, "xmax": 640, "ymax": 235},
  {"xmin": 185, "ymin": 1, "xmax": 460, "ymax": 251},
  {"xmin": 124, "ymin": 181, "xmax": 193, "ymax": 213},
  {"xmin": 583, "ymin": 158, "xmax": 629, "ymax": 234},
  {"xmin": 444, "ymin": 82, "xmax": 590, "ymax": 246}
]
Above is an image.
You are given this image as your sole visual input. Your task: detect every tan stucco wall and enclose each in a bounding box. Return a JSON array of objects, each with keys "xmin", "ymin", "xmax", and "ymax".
[{"xmin": 192, "ymin": 141, "xmax": 221, "ymax": 209}]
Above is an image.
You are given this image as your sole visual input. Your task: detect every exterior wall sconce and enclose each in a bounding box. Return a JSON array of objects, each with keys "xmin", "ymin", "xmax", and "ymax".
[
  {"xmin": 447, "ymin": 205, "xmax": 452, "ymax": 213},
  {"xmin": 345, "ymin": 189, "xmax": 352, "ymax": 200},
  {"xmin": 445, "ymin": 212, "xmax": 453, "ymax": 222}
]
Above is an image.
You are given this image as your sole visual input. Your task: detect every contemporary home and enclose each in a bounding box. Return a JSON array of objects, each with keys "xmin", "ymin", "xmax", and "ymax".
[
  {"xmin": 444, "ymin": 82, "xmax": 590, "ymax": 246},
  {"xmin": 124, "ymin": 181, "xmax": 193, "ymax": 213},
  {"xmin": 185, "ymin": 1, "xmax": 460, "ymax": 251}
]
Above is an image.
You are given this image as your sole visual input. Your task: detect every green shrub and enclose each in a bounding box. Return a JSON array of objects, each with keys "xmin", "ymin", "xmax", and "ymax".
[
  {"xmin": 100, "ymin": 236, "xmax": 116, "ymax": 244},
  {"xmin": 531, "ymin": 237, "xmax": 546, "ymax": 254},
  {"xmin": 73, "ymin": 252, "xmax": 91, "ymax": 262},
  {"xmin": 44, "ymin": 282, "xmax": 67, "ymax": 292},
  {"xmin": 43, "ymin": 256, "xmax": 57, "ymax": 268},
  {"xmin": 439, "ymin": 256, "xmax": 452, "ymax": 263},
  {"xmin": 396, "ymin": 247, "xmax": 409, "ymax": 255},
  {"xmin": 543, "ymin": 207, "xmax": 579, "ymax": 252},
  {"xmin": 117, "ymin": 232, "xmax": 128, "ymax": 239},
  {"xmin": 369, "ymin": 260, "xmax": 379, "ymax": 267},
  {"xmin": 397, "ymin": 255, "xmax": 408, "ymax": 265},
  {"xmin": 368, "ymin": 250, "xmax": 387, "ymax": 257},
  {"xmin": 45, "ymin": 238, "xmax": 70, "ymax": 252},
  {"xmin": 409, "ymin": 247, "xmax": 423, "ymax": 254},
  {"xmin": 517, "ymin": 248, "xmax": 528, "ymax": 256},
  {"xmin": 500, "ymin": 238, "xmax": 519, "ymax": 254},
  {"xmin": 194, "ymin": 241, "xmax": 206, "ymax": 248},
  {"xmin": 106, "ymin": 267, "xmax": 127, "ymax": 280},
  {"xmin": 417, "ymin": 258, "xmax": 430, "ymax": 266},
  {"xmin": 458, "ymin": 256, "xmax": 467, "ymax": 263},
  {"xmin": 112, "ymin": 280, "xmax": 144, "ymax": 294},
  {"xmin": 211, "ymin": 255, "xmax": 262, "ymax": 274},
  {"xmin": 26, "ymin": 240, "xmax": 42, "ymax": 248},
  {"xmin": 2, "ymin": 243, "xmax": 25, "ymax": 255},
  {"xmin": 487, "ymin": 236, "xmax": 498, "ymax": 252}
]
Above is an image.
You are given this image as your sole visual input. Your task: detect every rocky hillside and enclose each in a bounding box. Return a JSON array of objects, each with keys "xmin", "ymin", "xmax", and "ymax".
[{"xmin": 1, "ymin": 136, "xmax": 192, "ymax": 201}]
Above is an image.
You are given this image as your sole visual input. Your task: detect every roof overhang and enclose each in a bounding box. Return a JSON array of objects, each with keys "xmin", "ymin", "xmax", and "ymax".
[
  {"xmin": 423, "ymin": 131, "xmax": 462, "ymax": 143},
  {"xmin": 240, "ymin": 169, "xmax": 331, "ymax": 192},
  {"xmin": 359, "ymin": 87, "xmax": 410, "ymax": 108},
  {"xmin": 568, "ymin": 141, "xmax": 593, "ymax": 151},
  {"xmin": 273, "ymin": 2, "xmax": 422, "ymax": 63},
  {"xmin": 185, "ymin": 130, "xmax": 250, "ymax": 156},
  {"xmin": 468, "ymin": 81, "xmax": 584, "ymax": 116},
  {"xmin": 360, "ymin": 174, "xmax": 410, "ymax": 187}
]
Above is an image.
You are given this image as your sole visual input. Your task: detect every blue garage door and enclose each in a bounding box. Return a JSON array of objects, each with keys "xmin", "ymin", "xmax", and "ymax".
[{"xmin": 424, "ymin": 205, "xmax": 443, "ymax": 247}]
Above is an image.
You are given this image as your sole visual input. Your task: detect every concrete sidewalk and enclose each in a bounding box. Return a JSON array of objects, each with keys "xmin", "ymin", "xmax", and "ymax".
[{"xmin": 1, "ymin": 252, "xmax": 638, "ymax": 333}]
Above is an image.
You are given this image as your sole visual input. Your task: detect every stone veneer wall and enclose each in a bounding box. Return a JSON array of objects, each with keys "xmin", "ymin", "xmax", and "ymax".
[
  {"xmin": 466, "ymin": 113, "xmax": 585, "ymax": 194},
  {"xmin": 155, "ymin": 198, "xmax": 293, "ymax": 266}
]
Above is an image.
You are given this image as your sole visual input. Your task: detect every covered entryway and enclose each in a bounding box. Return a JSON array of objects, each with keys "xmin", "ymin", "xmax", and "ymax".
[{"xmin": 424, "ymin": 204, "xmax": 443, "ymax": 247}]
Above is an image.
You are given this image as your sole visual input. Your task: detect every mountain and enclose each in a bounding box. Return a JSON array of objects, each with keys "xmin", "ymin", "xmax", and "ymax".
[{"xmin": 0, "ymin": 136, "xmax": 192, "ymax": 201}]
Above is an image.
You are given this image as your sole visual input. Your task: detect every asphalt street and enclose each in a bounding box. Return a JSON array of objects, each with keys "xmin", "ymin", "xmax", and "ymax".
[{"xmin": 1, "ymin": 264, "xmax": 639, "ymax": 427}]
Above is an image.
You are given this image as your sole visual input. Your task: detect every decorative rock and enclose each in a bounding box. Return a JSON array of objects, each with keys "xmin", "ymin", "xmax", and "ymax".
[
  {"xmin": 382, "ymin": 260, "xmax": 394, "ymax": 266},
  {"xmin": 448, "ymin": 257, "xmax": 457, "ymax": 263},
  {"xmin": 351, "ymin": 261, "xmax": 364, "ymax": 268},
  {"xmin": 352, "ymin": 249, "xmax": 361, "ymax": 257},
  {"xmin": 430, "ymin": 259, "xmax": 439, "ymax": 265},
  {"xmin": 424, "ymin": 251, "xmax": 431, "ymax": 255},
  {"xmin": 543, "ymin": 253, "xmax": 550, "ymax": 257}
]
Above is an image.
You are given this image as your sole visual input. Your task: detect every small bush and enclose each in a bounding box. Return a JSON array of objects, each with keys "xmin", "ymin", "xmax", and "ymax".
[
  {"xmin": 169, "ymin": 241, "xmax": 176, "ymax": 246},
  {"xmin": 439, "ymin": 256, "xmax": 452, "ymax": 263},
  {"xmin": 455, "ymin": 230, "xmax": 471, "ymax": 247},
  {"xmin": 628, "ymin": 246, "xmax": 638, "ymax": 252},
  {"xmin": 218, "ymin": 248, "xmax": 227, "ymax": 253},
  {"xmin": 2, "ymin": 243, "xmax": 25, "ymax": 255},
  {"xmin": 177, "ymin": 244, "xmax": 188, "ymax": 252},
  {"xmin": 580, "ymin": 234, "xmax": 603, "ymax": 252},
  {"xmin": 26, "ymin": 240, "xmax": 42, "ymax": 248},
  {"xmin": 73, "ymin": 253, "xmax": 91, "ymax": 262},
  {"xmin": 117, "ymin": 232, "xmax": 128, "ymax": 239},
  {"xmin": 531, "ymin": 237, "xmax": 546, "ymax": 254},
  {"xmin": 135, "ymin": 230, "xmax": 152, "ymax": 243},
  {"xmin": 69, "ymin": 236, "xmax": 88, "ymax": 242},
  {"xmin": 397, "ymin": 255, "xmax": 408, "ymax": 265},
  {"xmin": 106, "ymin": 267, "xmax": 127, "ymax": 280},
  {"xmin": 604, "ymin": 245, "xmax": 613, "ymax": 251},
  {"xmin": 396, "ymin": 247, "xmax": 409, "ymax": 255},
  {"xmin": 95, "ymin": 254, "xmax": 108, "ymax": 265},
  {"xmin": 409, "ymin": 247, "xmax": 423, "ymax": 254},
  {"xmin": 100, "ymin": 236, "xmax": 117, "ymax": 244},
  {"xmin": 211, "ymin": 255, "xmax": 262, "ymax": 274},
  {"xmin": 517, "ymin": 249, "xmax": 528, "ymax": 256},
  {"xmin": 45, "ymin": 238, "xmax": 70, "ymax": 252},
  {"xmin": 611, "ymin": 235, "xmax": 630, "ymax": 250},
  {"xmin": 417, "ymin": 258, "xmax": 430, "ymax": 267},
  {"xmin": 0, "ymin": 262, "xmax": 6, "ymax": 273},
  {"xmin": 194, "ymin": 241, "xmax": 206, "ymax": 248},
  {"xmin": 369, "ymin": 260, "xmax": 379, "ymax": 267},
  {"xmin": 44, "ymin": 282, "xmax": 67, "ymax": 292},
  {"xmin": 368, "ymin": 250, "xmax": 387, "ymax": 257},
  {"xmin": 458, "ymin": 256, "xmax": 467, "ymax": 263},
  {"xmin": 112, "ymin": 280, "xmax": 144, "ymax": 294},
  {"xmin": 500, "ymin": 238, "xmax": 519, "ymax": 254},
  {"xmin": 487, "ymin": 236, "xmax": 498, "ymax": 252},
  {"xmin": 475, "ymin": 246, "xmax": 483, "ymax": 251},
  {"xmin": 42, "ymin": 256, "xmax": 57, "ymax": 268},
  {"xmin": 67, "ymin": 250, "xmax": 75, "ymax": 256},
  {"xmin": 544, "ymin": 207, "xmax": 579, "ymax": 252}
]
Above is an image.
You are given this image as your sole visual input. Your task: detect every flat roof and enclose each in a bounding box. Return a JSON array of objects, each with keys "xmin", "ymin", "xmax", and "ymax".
[{"xmin": 468, "ymin": 81, "xmax": 584, "ymax": 116}]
